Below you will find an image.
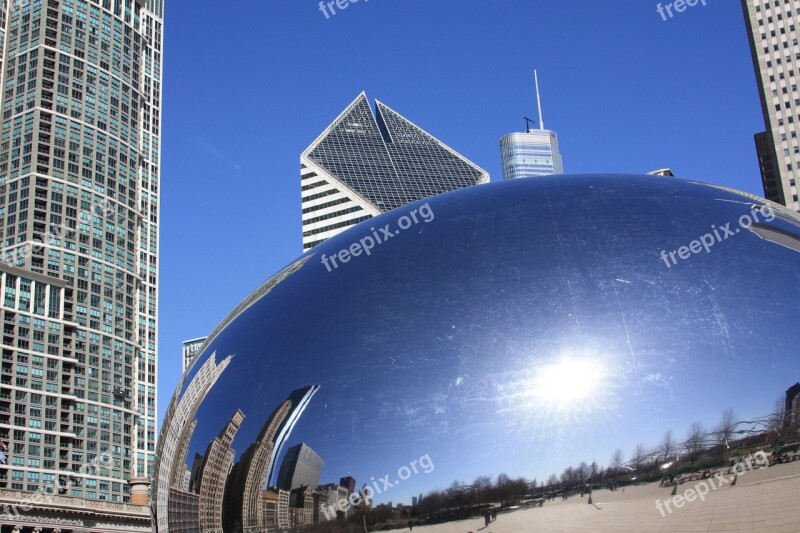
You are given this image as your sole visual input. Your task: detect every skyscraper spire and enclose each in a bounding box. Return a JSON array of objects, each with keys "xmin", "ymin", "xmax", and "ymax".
[{"xmin": 535, "ymin": 70, "xmax": 545, "ymax": 131}]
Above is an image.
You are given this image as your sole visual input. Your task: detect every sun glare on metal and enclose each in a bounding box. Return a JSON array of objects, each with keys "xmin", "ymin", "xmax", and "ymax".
[{"xmin": 530, "ymin": 357, "xmax": 607, "ymax": 411}]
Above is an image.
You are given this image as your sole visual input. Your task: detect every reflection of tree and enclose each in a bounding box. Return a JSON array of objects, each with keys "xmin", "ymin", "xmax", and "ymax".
[
  {"xmin": 630, "ymin": 443, "xmax": 647, "ymax": 471},
  {"xmin": 660, "ymin": 430, "xmax": 675, "ymax": 463},
  {"xmin": 374, "ymin": 399, "xmax": 800, "ymax": 530},
  {"xmin": 609, "ymin": 449, "xmax": 623, "ymax": 471},
  {"xmin": 714, "ymin": 409, "xmax": 736, "ymax": 461},
  {"xmin": 685, "ymin": 422, "xmax": 706, "ymax": 471}
]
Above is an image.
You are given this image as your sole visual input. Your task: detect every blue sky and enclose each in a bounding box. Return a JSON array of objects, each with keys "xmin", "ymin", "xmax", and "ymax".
[{"xmin": 158, "ymin": 0, "xmax": 765, "ymax": 438}]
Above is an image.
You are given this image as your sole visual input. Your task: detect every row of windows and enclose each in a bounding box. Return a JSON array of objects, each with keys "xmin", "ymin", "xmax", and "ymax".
[{"xmin": 302, "ymin": 215, "xmax": 372, "ymax": 238}]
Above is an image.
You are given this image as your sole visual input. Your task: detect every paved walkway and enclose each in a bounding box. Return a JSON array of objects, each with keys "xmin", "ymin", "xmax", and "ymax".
[{"xmin": 412, "ymin": 461, "xmax": 800, "ymax": 532}]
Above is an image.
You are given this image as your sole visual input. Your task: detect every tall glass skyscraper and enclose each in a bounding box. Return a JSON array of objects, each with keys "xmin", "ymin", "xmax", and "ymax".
[
  {"xmin": 500, "ymin": 130, "xmax": 563, "ymax": 180},
  {"xmin": 0, "ymin": 0, "xmax": 163, "ymax": 529},
  {"xmin": 300, "ymin": 92, "xmax": 489, "ymax": 251}
]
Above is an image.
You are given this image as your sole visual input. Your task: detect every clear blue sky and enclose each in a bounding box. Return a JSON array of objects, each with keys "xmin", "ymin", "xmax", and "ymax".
[{"xmin": 158, "ymin": 0, "xmax": 765, "ymax": 438}]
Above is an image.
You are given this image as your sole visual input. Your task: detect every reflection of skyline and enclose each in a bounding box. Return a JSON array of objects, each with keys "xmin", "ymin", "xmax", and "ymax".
[
  {"xmin": 224, "ymin": 398, "xmax": 292, "ymax": 531},
  {"xmin": 156, "ymin": 351, "xmax": 233, "ymax": 533},
  {"xmin": 162, "ymin": 385, "xmax": 321, "ymax": 532},
  {"xmin": 158, "ymin": 176, "xmax": 800, "ymax": 520}
]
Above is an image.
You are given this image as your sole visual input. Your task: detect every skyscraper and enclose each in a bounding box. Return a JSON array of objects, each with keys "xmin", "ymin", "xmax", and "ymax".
[
  {"xmin": 276, "ymin": 442, "xmax": 323, "ymax": 492},
  {"xmin": 743, "ymin": 0, "xmax": 800, "ymax": 211},
  {"xmin": 266, "ymin": 385, "xmax": 320, "ymax": 488},
  {"xmin": 0, "ymin": 0, "xmax": 163, "ymax": 528},
  {"xmin": 339, "ymin": 475, "xmax": 356, "ymax": 495},
  {"xmin": 786, "ymin": 382, "xmax": 800, "ymax": 429},
  {"xmin": 500, "ymin": 72, "xmax": 564, "ymax": 180},
  {"xmin": 300, "ymin": 92, "xmax": 489, "ymax": 251},
  {"xmin": 182, "ymin": 336, "xmax": 206, "ymax": 372},
  {"xmin": 500, "ymin": 130, "xmax": 564, "ymax": 179}
]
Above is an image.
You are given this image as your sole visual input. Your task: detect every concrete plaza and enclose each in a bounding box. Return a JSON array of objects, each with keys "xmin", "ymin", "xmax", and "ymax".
[{"xmin": 413, "ymin": 461, "xmax": 800, "ymax": 532}]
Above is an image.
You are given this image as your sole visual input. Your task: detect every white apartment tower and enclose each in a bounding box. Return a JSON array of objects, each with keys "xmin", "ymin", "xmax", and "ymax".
[
  {"xmin": 0, "ymin": 0, "xmax": 164, "ymax": 529},
  {"xmin": 743, "ymin": 0, "xmax": 800, "ymax": 211}
]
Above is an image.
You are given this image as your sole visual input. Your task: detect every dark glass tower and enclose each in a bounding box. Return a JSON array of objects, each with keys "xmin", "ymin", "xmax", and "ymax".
[{"xmin": 276, "ymin": 442, "xmax": 323, "ymax": 492}]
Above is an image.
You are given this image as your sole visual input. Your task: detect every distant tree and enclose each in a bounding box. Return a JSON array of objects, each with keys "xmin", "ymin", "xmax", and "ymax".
[
  {"xmin": 767, "ymin": 396, "xmax": 787, "ymax": 445},
  {"xmin": 609, "ymin": 448, "xmax": 624, "ymax": 472},
  {"xmin": 685, "ymin": 422, "xmax": 706, "ymax": 471},
  {"xmin": 631, "ymin": 443, "xmax": 647, "ymax": 471},
  {"xmin": 494, "ymin": 473, "xmax": 512, "ymax": 506},
  {"xmin": 715, "ymin": 408, "xmax": 736, "ymax": 460},
  {"xmin": 560, "ymin": 466, "xmax": 574, "ymax": 488},
  {"xmin": 660, "ymin": 430, "xmax": 675, "ymax": 462},
  {"xmin": 576, "ymin": 462, "xmax": 589, "ymax": 484},
  {"xmin": 471, "ymin": 475, "xmax": 492, "ymax": 506}
]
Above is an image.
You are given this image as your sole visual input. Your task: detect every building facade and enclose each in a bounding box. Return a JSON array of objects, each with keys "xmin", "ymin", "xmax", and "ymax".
[
  {"xmin": 500, "ymin": 130, "xmax": 563, "ymax": 180},
  {"xmin": 261, "ymin": 487, "xmax": 289, "ymax": 530},
  {"xmin": 339, "ymin": 475, "xmax": 355, "ymax": 495},
  {"xmin": 300, "ymin": 92, "xmax": 489, "ymax": 251},
  {"xmin": 0, "ymin": 0, "xmax": 163, "ymax": 528},
  {"xmin": 276, "ymin": 442, "xmax": 323, "ymax": 493},
  {"xmin": 786, "ymin": 382, "xmax": 800, "ymax": 429},
  {"xmin": 743, "ymin": 0, "xmax": 800, "ymax": 211},
  {"xmin": 195, "ymin": 409, "xmax": 244, "ymax": 533}
]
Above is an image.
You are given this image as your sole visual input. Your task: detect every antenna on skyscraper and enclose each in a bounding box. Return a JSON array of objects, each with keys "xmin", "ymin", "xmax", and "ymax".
[{"xmin": 534, "ymin": 70, "xmax": 544, "ymax": 131}]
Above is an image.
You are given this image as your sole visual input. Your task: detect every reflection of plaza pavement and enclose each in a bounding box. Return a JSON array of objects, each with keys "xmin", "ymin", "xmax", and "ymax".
[{"xmin": 414, "ymin": 461, "xmax": 800, "ymax": 532}]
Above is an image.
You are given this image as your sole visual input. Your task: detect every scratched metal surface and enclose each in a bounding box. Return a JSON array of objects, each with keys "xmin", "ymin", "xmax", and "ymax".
[{"xmin": 154, "ymin": 174, "xmax": 800, "ymax": 529}]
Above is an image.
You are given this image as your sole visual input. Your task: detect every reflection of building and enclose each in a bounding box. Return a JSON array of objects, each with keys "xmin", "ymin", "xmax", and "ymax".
[
  {"xmin": 183, "ymin": 337, "xmax": 208, "ymax": 372},
  {"xmin": 168, "ymin": 487, "xmax": 200, "ymax": 533},
  {"xmin": 648, "ymin": 168, "xmax": 675, "ymax": 177},
  {"xmin": 262, "ymin": 488, "xmax": 290, "ymax": 530},
  {"xmin": 289, "ymin": 485, "xmax": 315, "ymax": 527},
  {"xmin": 339, "ymin": 476, "xmax": 356, "ymax": 495},
  {"xmin": 786, "ymin": 382, "xmax": 800, "ymax": 429},
  {"xmin": 267, "ymin": 385, "xmax": 321, "ymax": 487},
  {"xmin": 224, "ymin": 400, "xmax": 292, "ymax": 532},
  {"xmin": 277, "ymin": 443, "xmax": 324, "ymax": 492},
  {"xmin": 300, "ymin": 92, "xmax": 489, "ymax": 250},
  {"xmin": 189, "ymin": 452, "xmax": 204, "ymax": 491},
  {"xmin": 155, "ymin": 352, "xmax": 233, "ymax": 533},
  {"xmin": 175, "ymin": 418, "xmax": 197, "ymax": 490},
  {"xmin": 317, "ymin": 483, "xmax": 350, "ymax": 522},
  {"xmin": 743, "ymin": 0, "xmax": 800, "ymax": 210},
  {"xmin": 194, "ymin": 410, "xmax": 245, "ymax": 532}
]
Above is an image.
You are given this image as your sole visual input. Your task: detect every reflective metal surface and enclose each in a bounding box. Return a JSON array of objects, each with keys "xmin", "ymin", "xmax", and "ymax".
[{"xmin": 153, "ymin": 174, "xmax": 800, "ymax": 532}]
